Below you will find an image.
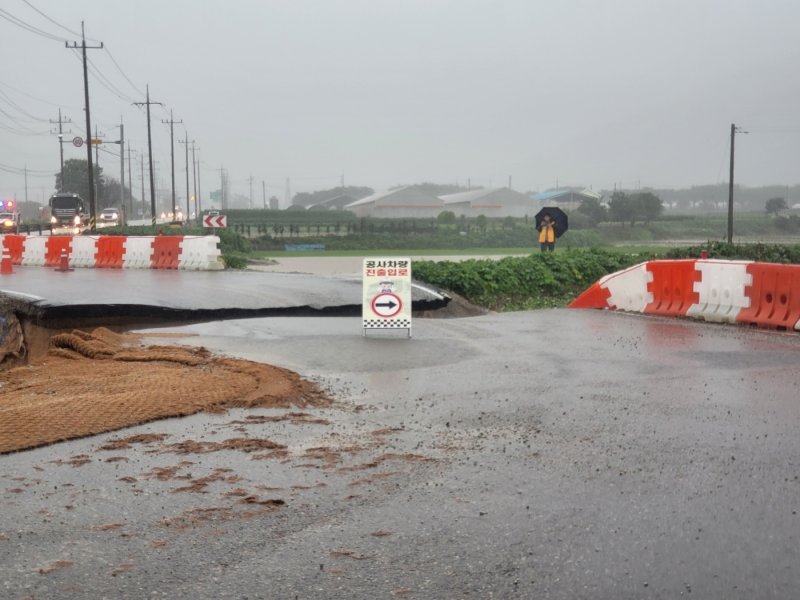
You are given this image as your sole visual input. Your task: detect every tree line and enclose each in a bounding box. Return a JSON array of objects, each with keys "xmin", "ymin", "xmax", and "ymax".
[{"xmin": 577, "ymin": 191, "xmax": 664, "ymax": 227}]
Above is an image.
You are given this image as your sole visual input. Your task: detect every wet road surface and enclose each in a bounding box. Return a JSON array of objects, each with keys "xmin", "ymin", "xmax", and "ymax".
[
  {"xmin": 2, "ymin": 309, "xmax": 800, "ymax": 599},
  {"xmin": 0, "ymin": 265, "xmax": 447, "ymax": 327}
]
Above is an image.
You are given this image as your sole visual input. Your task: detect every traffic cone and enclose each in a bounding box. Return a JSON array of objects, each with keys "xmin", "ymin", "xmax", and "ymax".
[
  {"xmin": 0, "ymin": 247, "xmax": 13, "ymax": 275},
  {"xmin": 55, "ymin": 249, "xmax": 73, "ymax": 272}
]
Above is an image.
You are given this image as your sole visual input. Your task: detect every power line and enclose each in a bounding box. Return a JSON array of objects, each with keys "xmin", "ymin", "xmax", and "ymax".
[
  {"xmin": 86, "ymin": 54, "xmax": 136, "ymax": 102},
  {"xmin": 0, "ymin": 161, "xmax": 52, "ymax": 175},
  {"xmin": 0, "ymin": 79, "xmax": 81, "ymax": 110},
  {"xmin": 0, "ymin": 107, "xmax": 48, "ymax": 134},
  {"xmin": 9, "ymin": 3, "xmax": 139, "ymax": 106},
  {"xmin": 0, "ymin": 89, "xmax": 49, "ymax": 122},
  {"xmin": 21, "ymin": 0, "xmax": 82, "ymax": 38},
  {"xmin": 103, "ymin": 47, "xmax": 144, "ymax": 97},
  {"xmin": 0, "ymin": 7, "xmax": 67, "ymax": 42},
  {"xmin": 0, "ymin": 122, "xmax": 47, "ymax": 136},
  {"xmin": 68, "ymin": 49, "xmax": 135, "ymax": 103},
  {"xmin": 98, "ymin": 146, "xmax": 121, "ymax": 160}
]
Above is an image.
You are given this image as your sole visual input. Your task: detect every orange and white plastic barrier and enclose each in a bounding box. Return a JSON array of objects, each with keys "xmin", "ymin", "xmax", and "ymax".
[
  {"xmin": 570, "ymin": 259, "xmax": 800, "ymax": 332},
  {"xmin": 0, "ymin": 234, "xmax": 223, "ymax": 271}
]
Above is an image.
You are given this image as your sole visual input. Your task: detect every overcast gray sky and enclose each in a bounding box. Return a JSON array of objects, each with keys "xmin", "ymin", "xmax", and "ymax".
[{"xmin": 2, "ymin": 0, "xmax": 799, "ymax": 208}]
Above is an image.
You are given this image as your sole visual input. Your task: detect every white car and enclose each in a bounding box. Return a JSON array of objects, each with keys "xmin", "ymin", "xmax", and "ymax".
[{"xmin": 100, "ymin": 208, "xmax": 120, "ymax": 223}]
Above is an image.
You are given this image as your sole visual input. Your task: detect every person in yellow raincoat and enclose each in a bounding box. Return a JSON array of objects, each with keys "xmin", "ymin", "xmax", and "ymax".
[{"xmin": 538, "ymin": 214, "xmax": 556, "ymax": 251}]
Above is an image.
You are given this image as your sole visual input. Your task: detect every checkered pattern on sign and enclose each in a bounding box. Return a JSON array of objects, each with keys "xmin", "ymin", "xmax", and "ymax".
[{"xmin": 363, "ymin": 319, "xmax": 412, "ymax": 329}]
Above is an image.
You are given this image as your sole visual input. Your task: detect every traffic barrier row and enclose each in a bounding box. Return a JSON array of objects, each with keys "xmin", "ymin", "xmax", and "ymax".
[
  {"xmin": 0, "ymin": 235, "xmax": 223, "ymax": 271},
  {"xmin": 569, "ymin": 259, "xmax": 800, "ymax": 332}
]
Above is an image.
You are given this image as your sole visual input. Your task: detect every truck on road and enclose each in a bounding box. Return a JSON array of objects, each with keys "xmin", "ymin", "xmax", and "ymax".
[{"xmin": 49, "ymin": 192, "xmax": 89, "ymax": 230}]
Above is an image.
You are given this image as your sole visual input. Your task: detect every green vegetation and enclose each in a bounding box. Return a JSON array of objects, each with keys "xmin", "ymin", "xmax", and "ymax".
[
  {"xmin": 219, "ymin": 210, "xmax": 800, "ymax": 311},
  {"xmin": 222, "ymin": 210, "xmax": 800, "ymax": 251},
  {"xmin": 80, "ymin": 207, "xmax": 800, "ymax": 311},
  {"xmin": 412, "ymin": 250, "xmax": 652, "ymax": 310},
  {"xmin": 413, "ymin": 240, "xmax": 800, "ymax": 311},
  {"xmin": 665, "ymin": 240, "xmax": 800, "ymax": 263}
]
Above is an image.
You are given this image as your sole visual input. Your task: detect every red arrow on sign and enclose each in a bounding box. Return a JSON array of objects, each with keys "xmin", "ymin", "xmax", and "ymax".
[{"xmin": 203, "ymin": 214, "xmax": 227, "ymax": 228}]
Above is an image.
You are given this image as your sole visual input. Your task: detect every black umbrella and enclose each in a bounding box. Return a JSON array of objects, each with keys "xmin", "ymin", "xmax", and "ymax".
[{"xmin": 534, "ymin": 206, "xmax": 568, "ymax": 238}]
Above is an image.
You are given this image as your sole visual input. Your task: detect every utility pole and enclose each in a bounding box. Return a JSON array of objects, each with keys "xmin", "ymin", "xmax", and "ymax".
[
  {"xmin": 196, "ymin": 150, "xmax": 202, "ymax": 217},
  {"xmin": 191, "ymin": 143, "xmax": 198, "ymax": 223},
  {"xmin": 66, "ymin": 22, "xmax": 103, "ymax": 231},
  {"xmin": 133, "ymin": 85, "xmax": 163, "ymax": 226},
  {"xmin": 93, "ymin": 124, "xmax": 103, "ymax": 208},
  {"xmin": 105, "ymin": 121, "xmax": 125, "ymax": 214},
  {"xmin": 50, "ymin": 108, "xmax": 71, "ymax": 191},
  {"xmin": 262, "ymin": 180, "xmax": 266, "ymax": 209},
  {"xmin": 126, "ymin": 147, "xmax": 134, "ymax": 219},
  {"xmin": 249, "ymin": 175, "xmax": 254, "ymax": 209},
  {"xmin": 219, "ymin": 167, "xmax": 224, "ymax": 210},
  {"xmin": 118, "ymin": 121, "xmax": 124, "ymax": 212},
  {"xmin": 162, "ymin": 110, "xmax": 183, "ymax": 215},
  {"xmin": 728, "ymin": 123, "xmax": 747, "ymax": 244},
  {"xmin": 178, "ymin": 133, "xmax": 193, "ymax": 219},
  {"xmin": 140, "ymin": 153, "xmax": 145, "ymax": 219},
  {"xmin": 94, "ymin": 125, "xmax": 100, "ymax": 170}
]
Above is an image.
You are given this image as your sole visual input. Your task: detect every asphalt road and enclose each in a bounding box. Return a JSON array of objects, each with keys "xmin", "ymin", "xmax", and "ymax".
[
  {"xmin": 2, "ymin": 307, "xmax": 800, "ymax": 599},
  {"xmin": 0, "ymin": 264, "xmax": 447, "ymax": 328}
]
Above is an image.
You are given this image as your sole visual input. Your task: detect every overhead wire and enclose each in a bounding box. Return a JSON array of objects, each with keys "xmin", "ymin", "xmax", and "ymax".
[
  {"xmin": 0, "ymin": 80, "xmax": 82, "ymax": 111},
  {"xmin": 87, "ymin": 55, "xmax": 137, "ymax": 103},
  {"xmin": 67, "ymin": 49, "xmax": 136, "ymax": 104},
  {"xmin": 103, "ymin": 47, "xmax": 144, "ymax": 98},
  {"xmin": 0, "ymin": 161, "xmax": 54, "ymax": 176},
  {"xmin": 0, "ymin": 89, "xmax": 49, "ymax": 123},
  {"xmin": 0, "ymin": 122, "xmax": 50, "ymax": 136},
  {"xmin": 0, "ymin": 7, "xmax": 68, "ymax": 42},
  {"xmin": 20, "ymin": 0, "xmax": 82, "ymax": 38},
  {"xmin": 0, "ymin": 107, "xmax": 49, "ymax": 135},
  {"xmin": 5, "ymin": 3, "xmax": 203, "ymax": 199}
]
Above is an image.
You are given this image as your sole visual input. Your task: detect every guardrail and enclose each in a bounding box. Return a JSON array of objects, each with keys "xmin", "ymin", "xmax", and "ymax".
[{"xmin": 569, "ymin": 259, "xmax": 800, "ymax": 331}]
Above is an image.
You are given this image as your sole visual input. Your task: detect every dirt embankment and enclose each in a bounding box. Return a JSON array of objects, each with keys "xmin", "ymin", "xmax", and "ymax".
[{"xmin": 0, "ymin": 327, "xmax": 331, "ymax": 454}]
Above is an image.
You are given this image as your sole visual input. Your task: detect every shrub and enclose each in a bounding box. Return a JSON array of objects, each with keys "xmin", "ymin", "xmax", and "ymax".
[
  {"xmin": 413, "ymin": 249, "xmax": 647, "ymax": 310},
  {"xmin": 665, "ymin": 241, "xmax": 800, "ymax": 263}
]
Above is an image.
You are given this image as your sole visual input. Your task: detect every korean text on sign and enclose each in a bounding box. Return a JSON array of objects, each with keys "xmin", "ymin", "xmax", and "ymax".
[{"xmin": 364, "ymin": 259, "xmax": 410, "ymax": 278}]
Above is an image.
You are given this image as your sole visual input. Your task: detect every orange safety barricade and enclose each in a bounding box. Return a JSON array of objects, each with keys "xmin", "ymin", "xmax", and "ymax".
[
  {"xmin": 568, "ymin": 281, "xmax": 613, "ymax": 309},
  {"xmin": 2, "ymin": 234, "xmax": 26, "ymax": 264},
  {"xmin": 150, "ymin": 236, "xmax": 182, "ymax": 269},
  {"xmin": 94, "ymin": 236, "xmax": 126, "ymax": 268},
  {"xmin": 44, "ymin": 236, "xmax": 72, "ymax": 267},
  {"xmin": 738, "ymin": 263, "xmax": 800, "ymax": 330},
  {"xmin": 644, "ymin": 260, "xmax": 700, "ymax": 317}
]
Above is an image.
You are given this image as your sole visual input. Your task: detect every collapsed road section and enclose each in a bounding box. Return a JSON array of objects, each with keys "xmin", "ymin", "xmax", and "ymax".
[{"xmin": 0, "ymin": 266, "xmax": 450, "ymax": 361}]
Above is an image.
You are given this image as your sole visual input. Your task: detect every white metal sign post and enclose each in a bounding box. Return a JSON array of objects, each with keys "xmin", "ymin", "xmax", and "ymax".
[{"xmin": 362, "ymin": 257, "xmax": 412, "ymax": 337}]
